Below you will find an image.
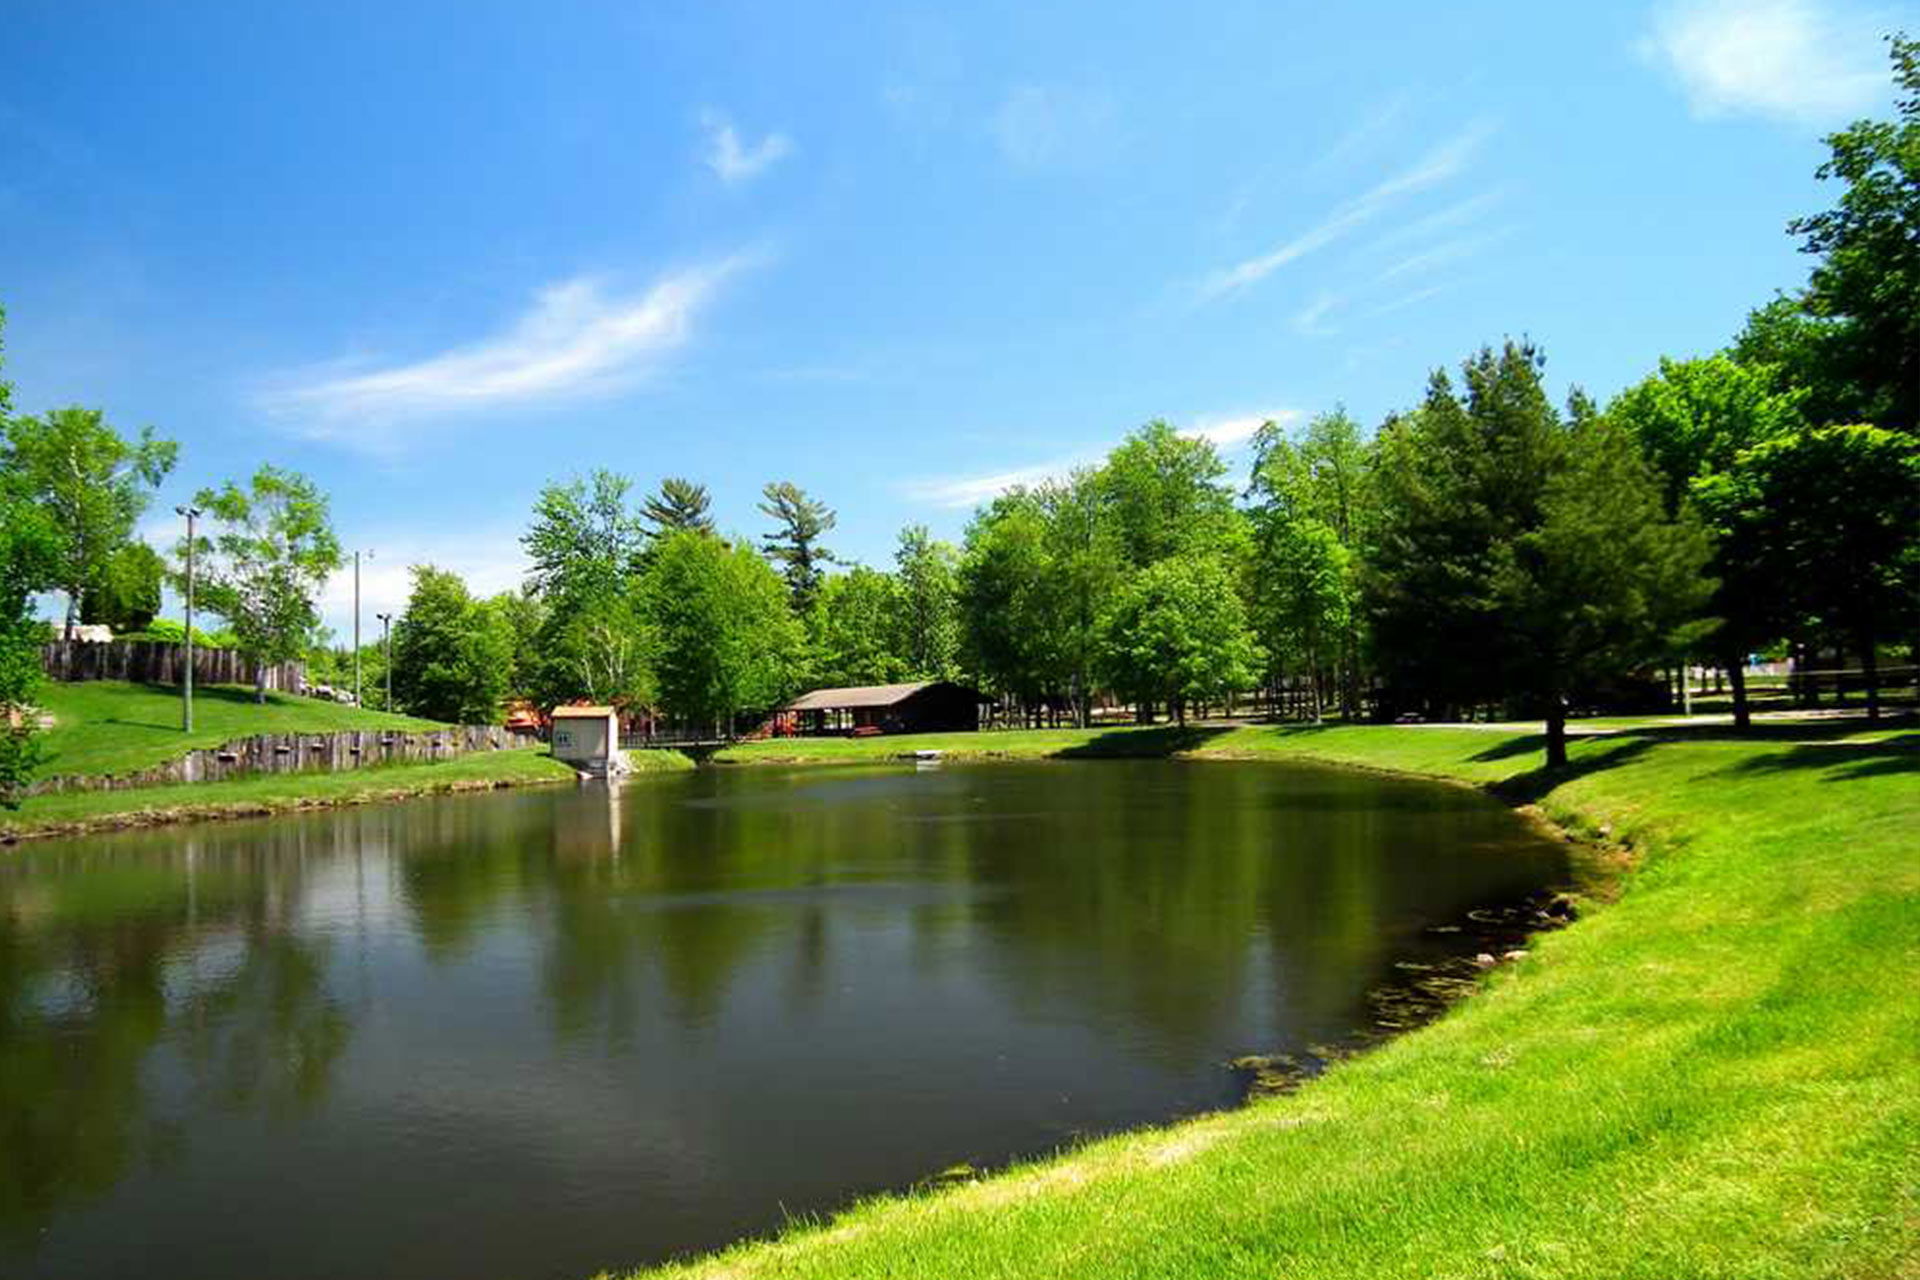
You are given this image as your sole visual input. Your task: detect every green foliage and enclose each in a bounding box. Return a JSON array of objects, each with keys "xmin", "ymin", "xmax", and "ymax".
[
  {"xmin": 808, "ymin": 567, "xmax": 911, "ymax": 687},
  {"xmin": 957, "ymin": 491, "xmax": 1056, "ymax": 705},
  {"xmin": 390, "ymin": 565, "xmax": 516, "ymax": 723},
  {"xmin": 642, "ymin": 477, "xmax": 716, "ymax": 538},
  {"xmin": 1097, "ymin": 420, "xmax": 1237, "ymax": 568},
  {"xmin": 1606, "ymin": 356, "xmax": 1808, "ymax": 510},
  {"xmin": 0, "ymin": 405, "xmax": 176, "ymax": 637},
  {"xmin": 1371, "ymin": 343, "xmax": 1710, "ymax": 762},
  {"xmin": 1099, "ymin": 554, "xmax": 1262, "ymax": 722},
  {"xmin": 893, "ymin": 525, "xmax": 962, "ymax": 679},
  {"xmin": 119, "ymin": 617, "xmax": 236, "ymax": 648},
  {"xmin": 185, "ymin": 465, "xmax": 343, "ymax": 702},
  {"xmin": 644, "ymin": 530, "xmax": 806, "ymax": 729},
  {"xmin": 522, "ymin": 469, "xmax": 646, "ymax": 609},
  {"xmin": 79, "ymin": 541, "xmax": 166, "ymax": 632},
  {"xmin": 1247, "ymin": 409, "xmax": 1373, "ymax": 714},
  {"xmin": 1784, "ymin": 33, "xmax": 1920, "ymax": 432},
  {"xmin": 547, "ymin": 584, "xmax": 658, "ymax": 709},
  {"xmin": 759, "ymin": 481, "xmax": 838, "ymax": 613},
  {"xmin": 1697, "ymin": 425, "xmax": 1920, "ymax": 703},
  {"xmin": 0, "ymin": 310, "xmax": 58, "ymax": 806}
]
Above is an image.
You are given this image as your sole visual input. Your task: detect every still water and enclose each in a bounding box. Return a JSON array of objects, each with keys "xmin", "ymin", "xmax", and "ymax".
[{"xmin": 0, "ymin": 760, "xmax": 1565, "ymax": 1280}]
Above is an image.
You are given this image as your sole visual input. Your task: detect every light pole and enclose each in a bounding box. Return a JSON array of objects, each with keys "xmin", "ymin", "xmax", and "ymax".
[
  {"xmin": 376, "ymin": 612, "xmax": 393, "ymax": 712},
  {"xmin": 352, "ymin": 549, "xmax": 373, "ymax": 707},
  {"xmin": 176, "ymin": 505, "xmax": 202, "ymax": 733}
]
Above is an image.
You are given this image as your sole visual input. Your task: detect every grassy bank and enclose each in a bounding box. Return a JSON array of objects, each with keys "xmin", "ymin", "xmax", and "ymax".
[
  {"xmin": 0, "ymin": 746, "xmax": 698, "ymax": 842},
  {"xmin": 646, "ymin": 720, "xmax": 1918, "ymax": 1278},
  {"xmin": 35, "ymin": 680, "xmax": 442, "ymax": 777}
]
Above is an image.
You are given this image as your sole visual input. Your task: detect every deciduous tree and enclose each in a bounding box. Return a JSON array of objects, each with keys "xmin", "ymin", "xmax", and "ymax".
[{"xmin": 185, "ymin": 466, "xmax": 343, "ymax": 703}]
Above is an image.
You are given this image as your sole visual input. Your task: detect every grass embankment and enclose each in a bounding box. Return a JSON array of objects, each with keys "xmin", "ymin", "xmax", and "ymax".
[
  {"xmin": 651, "ymin": 719, "xmax": 1918, "ymax": 1279},
  {"xmin": 35, "ymin": 680, "xmax": 441, "ymax": 777},
  {"xmin": 0, "ymin": 747, "xmax": 602, "ymax": 841}
]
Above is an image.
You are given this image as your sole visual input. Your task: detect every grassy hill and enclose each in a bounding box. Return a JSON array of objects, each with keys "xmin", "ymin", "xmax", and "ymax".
[{"xmin": 34, "ymin": 680, "xmax": 444, "ymax": 779}]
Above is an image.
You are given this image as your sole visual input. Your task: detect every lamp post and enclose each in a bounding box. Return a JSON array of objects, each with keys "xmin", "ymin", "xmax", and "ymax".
[
  {"xmin": 376, "ymin": 612, "xmax": 393, "ymax": 712},
  {"xmin": 352, "ymin": 550, "xmax": 373, "ymax": 708},
  {"xmin": 176, "ymin": 505, "xmax": 202, "ymax": 733}
]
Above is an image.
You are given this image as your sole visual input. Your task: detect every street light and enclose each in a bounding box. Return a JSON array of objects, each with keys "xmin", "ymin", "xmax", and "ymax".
[
  {"xmin": 175, "ymin": 505, "xmax": 202, "ymax": 733},
  {"xmin": 376, "ymin": 612, "xmax": 394, "ymax": 712},
  {"xmin": 352, "ymin": 549, "xmax": 374, "ymax": 707}
]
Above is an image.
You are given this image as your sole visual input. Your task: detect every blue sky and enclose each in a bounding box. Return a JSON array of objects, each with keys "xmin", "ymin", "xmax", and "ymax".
[{"xmin": 2, "ymin": 0, "xmax": 1911, "ymax": 635}]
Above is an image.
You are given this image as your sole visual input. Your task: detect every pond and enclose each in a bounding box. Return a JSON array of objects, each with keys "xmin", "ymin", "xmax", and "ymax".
[{"xmin": 0, "ymin": 759, "xmax": 1567, "ymax": 1280}]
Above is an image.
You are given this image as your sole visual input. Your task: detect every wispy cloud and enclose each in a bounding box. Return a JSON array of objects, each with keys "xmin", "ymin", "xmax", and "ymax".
[
  {"xmin": 700, "ymin": 110, "xmax": 792, "ymax": 184},
  {"xmin": 315, "ymin": 525, "xmax": 530, "ymax": 640},
  {"xmin": 904, "ymin": 410, "xmax": 1299, "ymax": 510},
  {"xmin": 1290, "ymin": 294, "xmax": 1342, "ymax": 337},
  {"xmin": 1306, "ymin": 93, "xmax": 1414, "ymax": 180},
  {"xmin": 990, "ymin": 84, "xmax": 1118, "ymax": 170},
  {"xmin": 1377, "ymin": 227, "xmax": 1509, "ymax": 282},
  {"xmin": 1641, "ymin": 0, "xmax": 1889, "ymax": 125},
  {"xmin": 1195, "ymin": 120, "xmax": 1495, "ymax": 302},
  {"xmin": 260, "ymin": 256, "xmax": 755, "ymax": 448}
]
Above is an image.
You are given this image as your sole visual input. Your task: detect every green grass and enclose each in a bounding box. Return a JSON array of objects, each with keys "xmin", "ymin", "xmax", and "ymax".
[
  {"xmin": 637, "ymin": 719, "xmax": 1919, "ymax": 1279},
  {"xmin": 0, "ymin": 746, "xmax": 661, "ymax": 839},
  {"xmin": 34, "ymin": 680, "xmax": 442, "ymax": 778}
]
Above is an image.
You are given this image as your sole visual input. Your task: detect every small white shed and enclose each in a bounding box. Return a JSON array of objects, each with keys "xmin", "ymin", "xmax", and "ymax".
[{"xmin": 551, "ymin": 705, "xmax": 622, "ymax": 775}]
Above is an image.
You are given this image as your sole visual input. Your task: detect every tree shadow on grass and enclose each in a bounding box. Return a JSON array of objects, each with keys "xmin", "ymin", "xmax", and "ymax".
[
  {"xmin": 1704, "ymin": 732, "xmax": 1919, "ymax": 784},
  {"xmin": 1491, "ymin": 737, "xmax": 1660, "ymax": 805},
  {"xmin": 1054, "ymin": 725, "xmax": 1236, "ymax": 759},
  {"xmin": 96, "ymin": 684, "xmax": 265, "ymax": 733}
]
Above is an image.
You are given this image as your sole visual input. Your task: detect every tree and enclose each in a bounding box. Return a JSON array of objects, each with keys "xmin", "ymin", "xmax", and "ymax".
[
  {"xmin": 1247, "ymin": 410, "xmax": 1373, "ymax": 717},
  {"xmin": 1246, "ymin": 509, "xmax": 1349, "ymax": 722},
  {"xmin": 1783, "ymin": 34, "xmax": 1920, "ymax": 433},
  {"xmin": 644, "ymin": 530, "xmax": 806, "ymax": 734},
  {"xmin": 758, "ymin": 481, "xmax": 837, "ymax": 613},
  {"xmin": 522, "ymin": 470, "xmax": 646, "ymax": 609},
  {"xmin": 641, "ymin": 477, "xmax": 715, "ymax": 538},
  {"xmin": 1100, "ymin": 554, "xmax": 1262, "ymax": 725},
  {"xmin": 80, "ymin": 542, "xmax": 166, "ymax": 633},
  {"xmin": 486, "ymin": 588, "xmax": 548, "ymax": 704},
  {"xmin": 1608, "ymin": 355, "xmax": 1808, "ymax": 726},
  {"xmin": 893, "ymin": 525, "xmax": 962, "ymax": 680},
  {"xmin": 1, "ymin": 406, "xmax": 176, "ymax": 638},
  {"xmin": 1037, "ymin": 474, "xmax": 1125, "ymax": 725},
  {"xmin": 185, "ymin": 466, "xmax": 343, "ymax": 703},
  {"xmin": 0, "ymin": 309, "xmax": 58, "ymax": 806},
  {"xmin": 1699, "ymin": 426, "xmax": 1920, "ymax": 719},
  {"xmin": 390, "ymin": 566, "xmax": 515, "ymax": 723},
  {"xmin": 957, "ymin": 492, "xmax": 1055, "ymax": 713},
  {"xmin": 1098, "ymin": 421, "xmax": 1237, "ymax": 569},
  {"xmin": 807, "ymin": 567, "xmax": 910, "ymax": 688},
  {"xmin": 1370, "ymin": 343, "xmax": 1710, "ymax": 766}
]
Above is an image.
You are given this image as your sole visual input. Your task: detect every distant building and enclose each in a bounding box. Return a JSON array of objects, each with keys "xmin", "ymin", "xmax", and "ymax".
[
  {"xmin": 551, "ymin": 705, "xmax": 621, "ymax": 775},
  {"xmin": 777, "ymin": 681, "xmax": 983, "ymax": 737}
]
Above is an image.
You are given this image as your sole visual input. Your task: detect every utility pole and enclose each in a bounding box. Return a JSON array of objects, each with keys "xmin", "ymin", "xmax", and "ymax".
[
  {"xmin": 377, "ymin": 612, "xmax": 393, "ymax": 712},
  {"xmin": 176, "ymin": 505, "xmax": 202, "ymax": 732},
  {"xmin": 353, "ymin": 549, "xmax": 373, "ymax": 707}
]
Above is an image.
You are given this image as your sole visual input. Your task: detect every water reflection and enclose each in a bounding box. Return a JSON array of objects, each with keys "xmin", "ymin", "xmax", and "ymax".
[{"xmin": 0, "ymin": 760, "xmax": 1564, "ymax": 1280}]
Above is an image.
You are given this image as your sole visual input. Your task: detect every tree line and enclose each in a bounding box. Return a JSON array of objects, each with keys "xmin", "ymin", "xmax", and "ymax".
[{"xmin": 0, "ymin": 35, "xmax": 1914, "ymax": 799}]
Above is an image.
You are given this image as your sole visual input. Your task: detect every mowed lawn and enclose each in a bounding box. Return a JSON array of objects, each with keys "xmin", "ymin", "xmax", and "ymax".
[
  {"xmin": 645, "ymin": 719, "xmax": 1920, "ymax": 1279},
  {"xmin": 33, "ymin": 680, "xmax": 442, "ymax": 778}
]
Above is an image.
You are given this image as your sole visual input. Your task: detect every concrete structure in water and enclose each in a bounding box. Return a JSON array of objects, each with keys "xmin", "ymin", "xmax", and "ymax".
[{"xmin": 551, "ymin": 705, "xmax": 622, "ymax": 776}]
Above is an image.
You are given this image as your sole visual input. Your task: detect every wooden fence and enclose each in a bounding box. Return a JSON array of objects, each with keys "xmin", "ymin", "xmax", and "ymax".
[
  {"xmin": 27, "ymin": 724, "xmax": 521, "ymax": 796},
  {"xmin": 40, "ymin": 640, "xmax": 306, "ymax": 693}
]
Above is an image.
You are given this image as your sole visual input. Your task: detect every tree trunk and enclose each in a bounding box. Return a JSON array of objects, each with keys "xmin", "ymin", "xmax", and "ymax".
[
  {"xmin": 255, "ymin": 663, "xmax": 268, "ymax": 704},
  {"xmin": 1727, "ymin": 656, "xmax": 1751, "ymax": 731},
  {"xmin": 1861, "ymin": 634, "xmax": 1881, "ymax": 722},
  {"xmin": 1544, "ymin": 697, "xmax": 1568, "ymax": 769}
]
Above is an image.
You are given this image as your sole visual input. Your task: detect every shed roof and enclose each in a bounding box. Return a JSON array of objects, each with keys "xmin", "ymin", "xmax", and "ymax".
[
  {"xmin": 785, "ymin": 681, "xmax": 938, "ymax": 712},
  {"xmin": 552, "ymin": 705, "xmax": 617, "ymax": 718}
]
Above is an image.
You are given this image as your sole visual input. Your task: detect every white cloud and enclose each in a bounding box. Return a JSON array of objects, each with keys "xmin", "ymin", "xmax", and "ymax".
[
  {"xmin": 1291, "ymin": 293, "xmax": 1342, "ymax": 337},
  {"xmin": 700, "ymin": 110, "xmax": 792, "ymax": 184},
  {"xmin": 1642, "ymin": 0, "xmax": 1890, "ymax": 125},
  {"xmin": 314, "ymin": 526, "xmax": 530, "ymax": 643},
  {"xmin": 905, "ymin": 410, "xmax": 1299, "ymax": 510},
  {"xmin": 259, "ymin": 256, "xmax": 753, "ymax": 448},
  {"xmin": 991, "ymin": 85, "xmax": 1117, "ymax": 170},
  {"xmin": 1377, "ymin": 227, "xmax": 1509, "ymax": 282},
  {"xmin": 1196, "ymin": 120, "xmax": 1495, "ymax": 302}
]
